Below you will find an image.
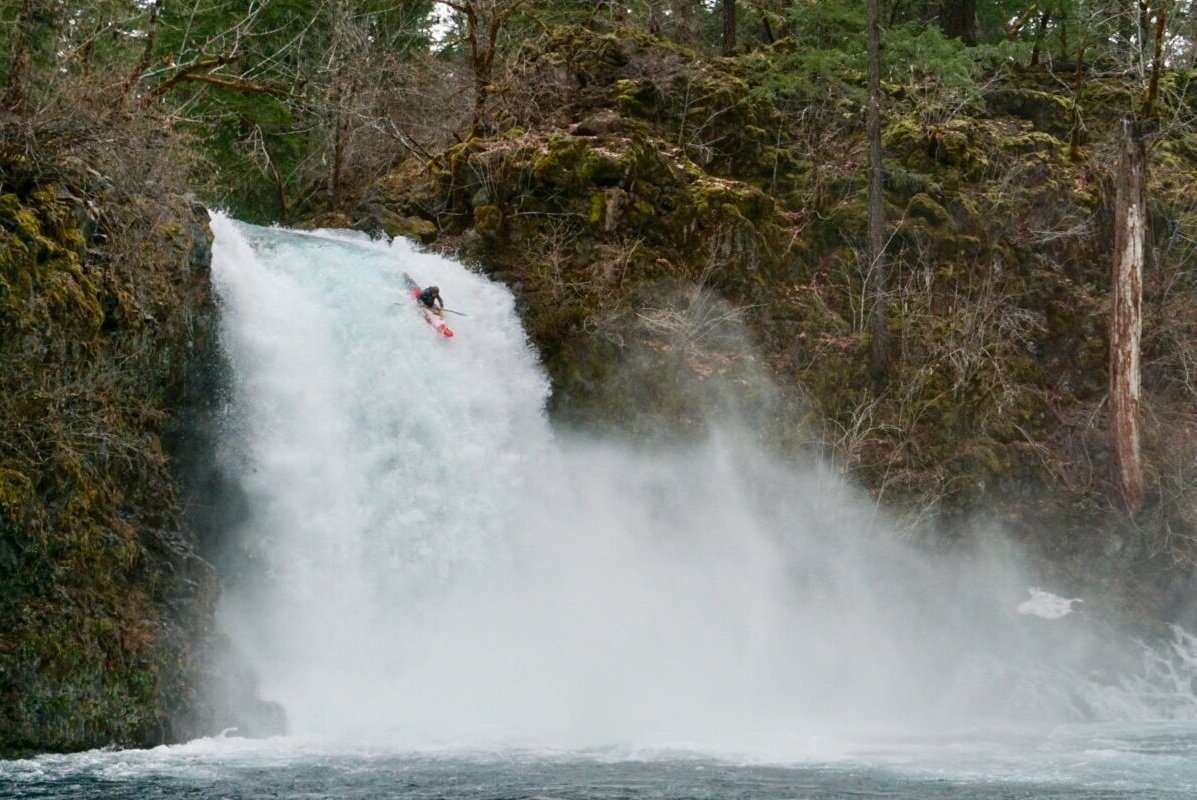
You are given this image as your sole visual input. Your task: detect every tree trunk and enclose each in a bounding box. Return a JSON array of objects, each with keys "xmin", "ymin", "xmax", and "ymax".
[
  {"xmin": 1138, "ymin": 0, "xmax": 1150, "ymax": 70},
  {"xmin": 121, "ymin": 0, "xmax": 161, "ymax": 105},
  {"xmin": 761, "ymin": 13, "xmax": 775, "ymax": 45},
  {"xmin": 471, "ymin": 64, "xmax": 489, "ymax": 136},
  {"xmin": 1109, "ymin": 116, "xmax": 1147, "ymax": 516},
  {"xmin": 1030, "ymin": 10, "xmax": 1050, "ymax": 66},
  {"xmin": 1141, "ymin": 5, "xmax": 1166, "ymax": 118},
  {"xmin": 332, "ymin": 101, "xmax": 347, "ymax": 208},
  {"xmin": 941, "ymin": 0, "xmax": 977, "ymax": 46},
  {"xmin": 3, "ymin": 0, "xmax": 35, "ymax": 113},
  {"xmin": 722, "ymin": 0, "xmax": 737, "ymax": 56},
  {"xmin": 866, "ymin": 0, "xmax": 890, "ymax": 383}
]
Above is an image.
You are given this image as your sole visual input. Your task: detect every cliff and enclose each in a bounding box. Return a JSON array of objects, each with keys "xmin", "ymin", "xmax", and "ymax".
[{"xmin": 0, "ymin": 143, "xmax": 222, "ymax": 754}]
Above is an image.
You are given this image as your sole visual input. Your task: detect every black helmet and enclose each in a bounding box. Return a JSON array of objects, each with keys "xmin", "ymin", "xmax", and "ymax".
[{"xmin": 427, "ymin": 285, "xmax": 439, "ymax": 295}]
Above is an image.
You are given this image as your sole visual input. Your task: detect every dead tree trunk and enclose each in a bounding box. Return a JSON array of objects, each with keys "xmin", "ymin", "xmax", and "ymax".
[
  {"xmin": 1110, "ymin": 116, "xmax": 1147, "ymax": 515},
  {"xmin": 3, "ymin": 0, "xmax": 35, "ymax": 113},
  {"xmin": 722, "ymin": 0, "xmax": 737, "ymax": 56},
  {"xmin": 866, "ymin": 0, "xmax": 890, "ymax": 383}
]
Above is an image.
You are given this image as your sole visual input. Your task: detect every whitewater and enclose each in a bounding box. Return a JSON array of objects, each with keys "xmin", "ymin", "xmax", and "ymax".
[{"xmin": 4, "ymin": 217, "xmax": 1197, "ymax": 798}]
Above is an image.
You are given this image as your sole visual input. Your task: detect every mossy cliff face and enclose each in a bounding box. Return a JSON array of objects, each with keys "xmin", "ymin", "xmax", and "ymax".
[
  {"xmin": 359, "ymin": 26, "xmax": 1197, "ymax": 626},
  {"xmin": 0, "ymin": 168, "xmax": 221, "ymax": 754},
  {"xmin": 360, "ymin": 27, "xmax": 798, "ymax": 438}
]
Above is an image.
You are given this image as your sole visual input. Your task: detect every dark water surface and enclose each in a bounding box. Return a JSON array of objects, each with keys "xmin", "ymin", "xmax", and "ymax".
[{"xmin": 4, "ymin": 723, "xmax": 1195, "ymax": 799}]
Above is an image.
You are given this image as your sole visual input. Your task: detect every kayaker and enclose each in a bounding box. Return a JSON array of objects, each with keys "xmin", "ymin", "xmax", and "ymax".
[{"xmin": 417, "ymin": 285, "xmax": 444, "ymax": 316}]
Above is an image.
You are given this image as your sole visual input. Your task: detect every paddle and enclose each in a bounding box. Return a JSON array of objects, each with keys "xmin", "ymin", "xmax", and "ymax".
[{"xmin": 391, "ymin": 301, "xmax": 467, "ymax": 318}]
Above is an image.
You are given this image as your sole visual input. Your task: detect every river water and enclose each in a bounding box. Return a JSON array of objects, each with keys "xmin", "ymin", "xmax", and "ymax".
[{"xmin": 3, "ymin": 724, "xmax": 1197, "ymax": 798}]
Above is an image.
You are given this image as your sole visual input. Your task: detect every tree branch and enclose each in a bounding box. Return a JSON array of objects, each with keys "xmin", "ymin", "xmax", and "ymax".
[
  {"xmin": 1005, "ymin": 2, "xmax": 1040, "ymax": 40},
  {"xmin": 169, "ymin": 72, "xmax": 288, "ymax": 97}
]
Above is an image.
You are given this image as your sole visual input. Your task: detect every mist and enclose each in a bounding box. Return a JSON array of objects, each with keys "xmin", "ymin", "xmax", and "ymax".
[{"xmin": 208, "ymin": 215, "xmax": 1196, "ymax": 755}]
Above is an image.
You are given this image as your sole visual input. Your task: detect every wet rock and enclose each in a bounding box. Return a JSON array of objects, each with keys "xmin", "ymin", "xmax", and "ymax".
[
  {"xmin": 298, "ymin": 211, "xmax": 354, "ymax": 230},
  {"xmin": 382, "ymin": 213, "xmax": 438, "ymax": 244},
  {"xmin": 0, "ymin": 175, "xmax": 225, "ymax": 756}
]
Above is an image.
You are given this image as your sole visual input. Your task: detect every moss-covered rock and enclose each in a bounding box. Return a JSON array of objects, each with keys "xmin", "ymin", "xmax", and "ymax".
[
  {"xmin": 0, "ymin": 165, "xmax": 222, "ymax": 755},
  {"xmin": 385, "ymin": 213, "xmax": 439, "ymax": 243},
  {"xmin": 474, "ymin": 204, "xmax": 503, "ymax": 236}
]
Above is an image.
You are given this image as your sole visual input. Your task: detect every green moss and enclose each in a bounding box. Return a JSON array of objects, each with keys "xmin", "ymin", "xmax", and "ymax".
[
  {"xmin": 587, "ymin": 192, "xmax": 605, "ymax": 226},
  {"xmin": 986, "ymin": 86, "xmax": 1073, "ymax": 135},
  {"xmin": 613, "ymin": 78, "xmax": 659, "ymax": 117},
  {"xmin": 474, "ymin": 204, "xmax": 503, "ymax": 235},
  {"xmin": 383, "ymin": 213, "xmax": 438, "ymax": 243},
  {"xmin": 908, "ymin": 193, "xmax": 952, "ymax": 227},
  {"xmin": 0, "ymin": 194, "xmax": 44, "ymax": 241},
  {"xmin": 1, "ymin": 163, "xmax": 219, "ymax": 756},
  {"xmin": 532, "ymin": 136, "xmax": 627, "ymax": 191}
]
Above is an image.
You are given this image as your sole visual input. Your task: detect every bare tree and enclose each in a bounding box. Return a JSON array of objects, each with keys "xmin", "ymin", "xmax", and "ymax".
[
  {"xmin": 445, "ymin": 0, "xmax": 527, "ymax": 136},
  {"xmin": 1110, "ymin": 115, "xmax": 1147, "ymax": 515},
  {"xmin": 1106, "ymin": 2, "xmax": 1170, "ymax": 514},
  {"xmin": 325, "ymin": 0, "xmax": 361, "ymax": 209},
  {"xmin": 866, "ymin": 0, "xmax": 890, "ymax": 383}
]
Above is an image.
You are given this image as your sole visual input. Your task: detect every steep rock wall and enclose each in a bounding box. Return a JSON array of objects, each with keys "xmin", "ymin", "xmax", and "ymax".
[{"xmin": 0, "ymin": 165, "xmax": 222, "ymax": 755}]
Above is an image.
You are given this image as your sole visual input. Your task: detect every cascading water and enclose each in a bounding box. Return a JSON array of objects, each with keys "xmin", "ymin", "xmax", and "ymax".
[
  {"xmin": 210, "ymin": 216, "xmax": 551, "ymax": 740},
  {"xmin": 7, "ymin": 216, "xmax": 1197, "ymax": 799},
  {"xmin": 208, "ymin": 214, "xmax": 1197, "ymax": 754}
]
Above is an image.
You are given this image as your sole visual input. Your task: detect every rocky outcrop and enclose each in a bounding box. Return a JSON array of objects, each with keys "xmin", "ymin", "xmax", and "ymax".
[{"xmin": 0, "ymin": 164, "xmax": 224, "ymax": 755}]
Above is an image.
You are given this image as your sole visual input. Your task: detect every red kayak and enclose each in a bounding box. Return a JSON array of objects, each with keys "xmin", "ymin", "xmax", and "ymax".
[{"xmin": 402, "ymin": 273, "xmax": 454, "ymax": 338}]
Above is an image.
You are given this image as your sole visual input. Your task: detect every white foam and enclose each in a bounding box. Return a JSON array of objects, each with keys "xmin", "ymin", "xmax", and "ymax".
[
  {"xmin": 207, "ymin": 215, "xmax": 1197, "ymax": 755},
  {"xmin": 1017, "ymin": 588, "xmax": 1082, "ymax": 620}
]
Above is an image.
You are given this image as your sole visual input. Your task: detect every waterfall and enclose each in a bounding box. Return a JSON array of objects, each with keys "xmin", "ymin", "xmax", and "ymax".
[{"xmin": 209, "ymin": 215, "xmax": 1197, "ymax": 752}]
